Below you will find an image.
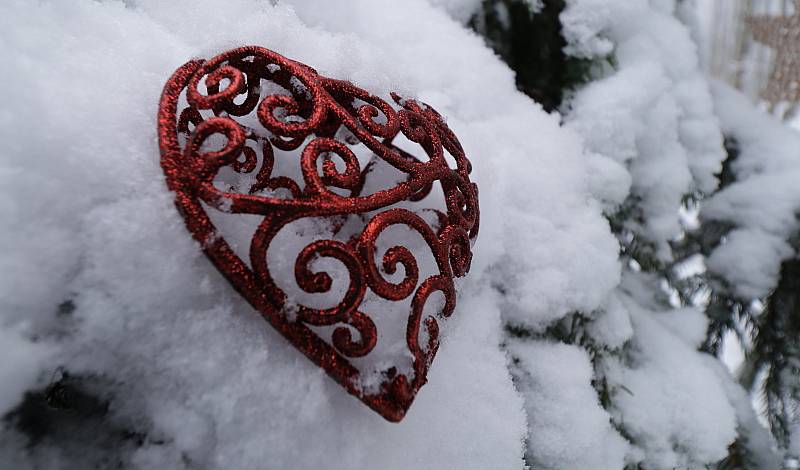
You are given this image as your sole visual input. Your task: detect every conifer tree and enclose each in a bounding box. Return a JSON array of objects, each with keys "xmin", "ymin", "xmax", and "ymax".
[{"xmin": 469, "ymin": 1, "xmax": 793, "ymax": 467}]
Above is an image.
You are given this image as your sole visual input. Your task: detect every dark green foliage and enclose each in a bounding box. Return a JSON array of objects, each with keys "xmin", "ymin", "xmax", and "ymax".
[
  {"xmin": 701, "ymin": 287, "xmax": 747, "ymax": 356},
  {"xmin": 608, "ymin": 194, "xmax": 670, "ymax": 274},
  {"xmin": 57, "ymin": 299, "xmax": 76, "ymax": 317},
  {"xmin": 751, "ymin": 258, "xmax": 800, "ymax": 449},
  {"xmin": 666, "ymin": 138, "xmax": 743, "ymax": 356},
  {"xmin": 693, "ymin": 134, "xmax": 800, "ymax": 455},
  {"xmin": 717, "ymin": 136, "xmax": 741, "ymax": 190},
  {"xmin": 3, "ymin": 371, "xmax": 160, "ymax": 467},
  {"xmin": 716, "ymin": 439, "xmax": 759, "ymax": 470},
  {"xmin": 469, "ymin": 0, "xmax": 593, "ymax": 111},
  {"xmin": 5, "ymin": 372, "xmax": 110, "ymax": 447}
]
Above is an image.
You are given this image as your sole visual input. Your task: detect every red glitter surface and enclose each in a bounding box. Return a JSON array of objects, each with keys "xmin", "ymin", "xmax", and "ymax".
[{"xmin": 157, "ymin": 46, "xmax": 479, "ymax": 422}]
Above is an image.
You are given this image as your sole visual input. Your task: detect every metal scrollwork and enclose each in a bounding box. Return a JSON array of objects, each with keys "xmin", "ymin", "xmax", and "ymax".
[{"xmin": 158, "ymin": 46, "xmax": 479, "ymax": 422}]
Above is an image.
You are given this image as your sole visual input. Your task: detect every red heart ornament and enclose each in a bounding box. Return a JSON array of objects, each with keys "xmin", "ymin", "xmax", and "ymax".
[{"xmin": 157, "ymin": 46, "xmax": 479, "ymax": 422}]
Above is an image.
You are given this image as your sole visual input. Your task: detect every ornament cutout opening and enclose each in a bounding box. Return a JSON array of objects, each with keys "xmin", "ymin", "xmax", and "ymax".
[{"xmin": 157, "ymin": 46, "xmax": 479, "ymax": 422}]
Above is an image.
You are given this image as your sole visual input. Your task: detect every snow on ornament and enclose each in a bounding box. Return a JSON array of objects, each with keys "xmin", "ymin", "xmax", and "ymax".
[
  {"xmin": 157, "ymin": 46, "xmax": 479, "ymax": 422},
  {"xmin": 746, "ymin": 0, "xmax": 800, "ymax": 105}
]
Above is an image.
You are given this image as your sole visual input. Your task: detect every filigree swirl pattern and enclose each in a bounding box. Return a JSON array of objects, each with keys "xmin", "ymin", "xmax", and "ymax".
[{"xmin": 158, "ymin": 46, "xmax": 479, "ymax": 422}]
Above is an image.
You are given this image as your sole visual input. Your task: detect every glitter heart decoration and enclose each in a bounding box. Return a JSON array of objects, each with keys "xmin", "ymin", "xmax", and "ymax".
[{"xmin": 157, "ymin": 46, "xmax": 479, "ymax": 422}]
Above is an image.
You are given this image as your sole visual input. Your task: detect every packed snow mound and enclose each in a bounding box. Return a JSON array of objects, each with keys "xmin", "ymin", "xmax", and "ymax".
[{"xmin": 0, "ymin": 0, "xmax": 622, "ymax": 468}]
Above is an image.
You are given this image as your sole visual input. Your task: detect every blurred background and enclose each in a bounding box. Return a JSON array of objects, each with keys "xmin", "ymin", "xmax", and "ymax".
[{"xmin": 694, "ymin": 0, "xmax": 799, "ymax": 126}]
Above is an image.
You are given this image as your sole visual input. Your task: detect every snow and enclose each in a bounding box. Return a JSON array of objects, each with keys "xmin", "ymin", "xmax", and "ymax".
[
  {"xmin": 705, "ymin": 82, "xmax": 800, "ymax": 298},
  {"xmin": 555, "ymin": 1, "xmax": 750, "ymax": 467},
  {"xmin": 507, "ymin": 339, "xmax": 630, "ymax": 470},
  {"xmin": 564, "ymin": 0, "xmax": 726, "ymax": 258},
  {"xmin": 481, "ymin": 108, "xmax": 621, "ymax": 330},
  {"xmin": 426, "ymin": 0, "xmax": 485, "ymax": 23},
  {"xmin": 0, "ymin": 0, "xmax": 530, "ymax": 468},
  {"xmin": 607, "ymin": 286, "xmax": 738, "ymax": 468},
  {"xmin": 427, "ymin": 0, "xmax": 543, "ymax": 24},
  {"xmin": 0, "ymin": 0, "xmax": 616, "ymax": 467},
  {"xmin": 709, "ymin": 355, "xmax": 783, "ymax": 469},
  {"xmin": 0, "ymin": 327, "xmax": 52, "ymax": 415},
  {"xmin": 0, "ymin": 0, "xmax": 781, "ymax": 468},
  {"xmin": 588, "ymin": 293, "xmax": 635, "ymax": 349}
]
